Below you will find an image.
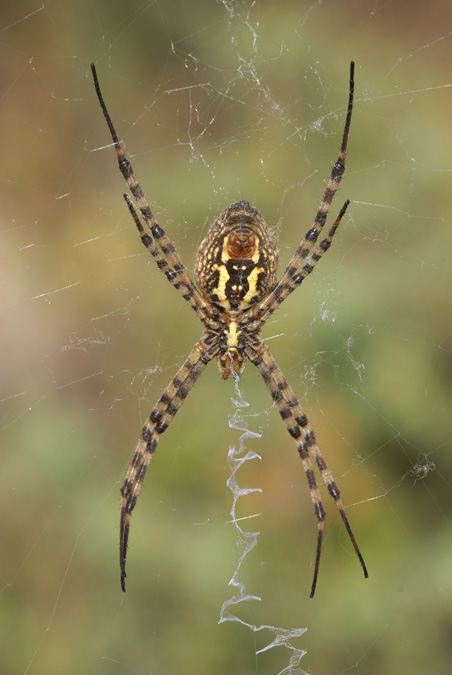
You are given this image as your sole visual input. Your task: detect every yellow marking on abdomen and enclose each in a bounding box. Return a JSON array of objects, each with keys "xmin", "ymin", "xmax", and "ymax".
[
  {"xmin": 213, "ymin": 263, "xmax": 230, "ymax": 302},
  {"xmin": 241, "ymin": 266, "xmax": 263, "ymax": 305}
]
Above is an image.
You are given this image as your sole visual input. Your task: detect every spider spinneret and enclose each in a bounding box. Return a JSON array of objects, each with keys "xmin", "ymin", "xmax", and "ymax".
[{"xmin": 91, "ymin": 60, "xmax": 368, "ymax": 598}]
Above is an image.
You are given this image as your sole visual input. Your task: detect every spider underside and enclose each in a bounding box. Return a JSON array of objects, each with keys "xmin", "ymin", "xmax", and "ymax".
[{"xmin": 91, "ymin": 61, "xmax": 368, "ymax": 598}]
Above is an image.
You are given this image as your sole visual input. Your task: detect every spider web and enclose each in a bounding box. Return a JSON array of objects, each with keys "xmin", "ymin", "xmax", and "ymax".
[
  {"xmin": 219, "ymin": 372, "xmax": 307, "ymax": 674},
  {"xmin": 2, "ymin": 1, "xmax": 452, "ymax": 674}
]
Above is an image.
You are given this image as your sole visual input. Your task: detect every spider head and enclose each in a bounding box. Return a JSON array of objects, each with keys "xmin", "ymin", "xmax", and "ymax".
[
  {"xmin": 195, "ymin": 200, "xmax": 278, "ymax": 314},
  {"xmin": 217, "ymin": 349, "xmax": 247, "ymax": 381}
]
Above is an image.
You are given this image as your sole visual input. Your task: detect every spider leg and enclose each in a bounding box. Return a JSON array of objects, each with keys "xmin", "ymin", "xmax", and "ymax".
[
  {"xmin": 245, "ymin": 335, "xmax": 367, "ymax": 597},
  {"xmin": 119, "ymin": 337, "xmax": 218, "ymax": 591},
  {"xmin": 290, "ymin": 200, "xmax": 349, "ymax": 288},
  {"xmin": 91, "ymin": 64, "xmax": 208, "ymax": 322},
  {"xmin": 247, "ymin": 200, "xmax": 349, "ymax": 331},
  {"xmin": 258, "ymin": 61, "xmax": 355, "ymax": 321},
  {"xmin": 123, "ymin": 194, "xmax": 212, "ymax": 319}
]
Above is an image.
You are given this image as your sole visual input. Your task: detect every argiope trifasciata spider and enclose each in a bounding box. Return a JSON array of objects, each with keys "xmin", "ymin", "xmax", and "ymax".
[{"xmin": 91, "ymin": 61, "xmax": 368, "ymax": 597}]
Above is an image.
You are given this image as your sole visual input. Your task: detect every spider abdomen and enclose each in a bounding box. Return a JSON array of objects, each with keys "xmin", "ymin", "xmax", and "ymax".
[
  {"xmin": 195, "ymin": 200, "xmax": 278, "ymax": 314},
  {"xmin": 212, "ymin": 258, "xmax": 264, "ymax": 312}
]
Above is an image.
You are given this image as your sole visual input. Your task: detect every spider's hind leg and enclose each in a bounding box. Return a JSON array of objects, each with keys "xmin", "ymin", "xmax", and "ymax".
[
  {"xmin": 119, "ymin": 337, "xmax": 215, "ymax": 591},
  {"xmin": 245, "ymin": 336, "xmax": 367, "ymax": 597}
]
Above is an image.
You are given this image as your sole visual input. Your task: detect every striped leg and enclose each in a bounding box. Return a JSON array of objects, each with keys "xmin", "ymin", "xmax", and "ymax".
[
  {"xmin": 247, "ymin": 200, "xmax": 349, "ymax": 331},
  {"xmin": 91, "ymin": 64, "xmax": 208, "ymax": 322},
  {"xmin": 119, "ymin": 338, "xmax": 216, "ymax": 591},
  {"xmin": 245, "ymin": 335, "xmax": 367, "ymax": 597},
  {"xmin": 123, "ymin": 195, "xmax": 208, "ymax": 319},
  {"xmin": 256, "ymin": 61, "xmax": 355, "ymax": 322}
]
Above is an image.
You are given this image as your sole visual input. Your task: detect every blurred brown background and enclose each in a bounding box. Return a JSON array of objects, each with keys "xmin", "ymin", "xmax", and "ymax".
[{"xmin": 1, "ymin": 1, "xmax": 451, "ymax": 674}]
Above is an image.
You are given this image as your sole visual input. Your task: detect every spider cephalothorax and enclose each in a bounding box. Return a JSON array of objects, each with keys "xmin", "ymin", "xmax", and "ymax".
[{"xmin": 91, "ymin": 61, "xmax": 367, "ymax": 598}]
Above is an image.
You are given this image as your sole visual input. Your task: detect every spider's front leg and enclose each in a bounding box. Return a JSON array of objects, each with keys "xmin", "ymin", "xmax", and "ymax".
[
  {"xmin": 245, "ymin": 335, "xmax": 367, "ymax": 597},
  {"xmin": 119, "ymin": 337, "xmax": 217, "ymax": 591},
  {"xmin": 253, "ymin": 61, "xmax": 355, "ymax": 327},
  {"xmin": 91, "ymin": 64, "xmax": 209, "ymax": 324}
]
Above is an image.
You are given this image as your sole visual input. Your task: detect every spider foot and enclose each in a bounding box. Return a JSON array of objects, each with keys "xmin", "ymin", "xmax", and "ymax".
[
  {"xmin": 119, "ymin": 506, "xmax": 130, "ymax": 592},
  {"xmin": 339, "ymin": 507, "xmax": 369, "ymax": 579},
  {"xmin": 309, "ymin": 520, "xmax": 324, "ymax": 598}
]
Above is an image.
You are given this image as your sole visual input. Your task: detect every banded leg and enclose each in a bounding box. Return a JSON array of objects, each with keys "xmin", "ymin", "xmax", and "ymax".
[
  {"xmin": 123, "ymin": 195, "xmax": 210, "ymax": 320},
  {"xmin": 245, "ymin": 335, "xmax": 367, "ymax": 597},
  {"xmin": 120, "ymin": 337, "xmax": 217, "ymax": 591},
  {"xmin": 244, "ymin": 200, "xmax": 349, "ymax": 332},
  {"xmin": 257, "ymin": 61, "xmax": 355, "ymax": 321},
  {"xmin": 91, "ymin": 64, "xmax": 208, "ymax": 322}
]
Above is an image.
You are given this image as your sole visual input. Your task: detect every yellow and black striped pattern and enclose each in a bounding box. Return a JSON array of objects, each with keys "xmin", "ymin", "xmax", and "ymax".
[
  {"xmin": 92, "ymin": 61, "xmax": 367, "ymax": 598},
  {"xmin": 195, "ymin": 201, "xmax": 278, "ymax": 314}
]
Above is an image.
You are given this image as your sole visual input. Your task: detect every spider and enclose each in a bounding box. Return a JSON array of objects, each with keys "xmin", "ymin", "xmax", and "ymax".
[{"xmin": 91, "ymin": 61, "xmax": 368, "ymax": 598}]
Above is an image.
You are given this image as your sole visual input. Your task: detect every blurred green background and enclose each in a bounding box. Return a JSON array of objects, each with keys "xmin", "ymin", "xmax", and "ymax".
[{"xmin": 2, "ymin": 1, "xmax": 452, "ymax": 674}]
